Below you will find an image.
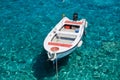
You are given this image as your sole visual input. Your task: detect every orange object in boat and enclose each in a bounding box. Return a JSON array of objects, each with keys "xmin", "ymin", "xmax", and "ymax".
[
  {"xmin": 51, "ymin": 47, "xmax": 59, "ymax": 52},
  {"xmin": 65, "ymin": 25, "xmax": 70, "ymax": 29}
]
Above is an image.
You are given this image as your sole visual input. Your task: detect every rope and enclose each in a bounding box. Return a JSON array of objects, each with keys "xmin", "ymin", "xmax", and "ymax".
[{"xmin": 55, "ymin": 53, "xmax": 58, "ymax": 80}]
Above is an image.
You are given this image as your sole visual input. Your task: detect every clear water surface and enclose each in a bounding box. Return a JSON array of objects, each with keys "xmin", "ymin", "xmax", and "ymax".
[{"xmin": 0, "ymin": 0, "xmax": 120, "ymax": 80}]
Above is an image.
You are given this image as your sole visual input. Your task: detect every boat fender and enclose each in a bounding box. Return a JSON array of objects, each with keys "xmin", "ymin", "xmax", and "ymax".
[
  {"xmin": 85, "ymin": 21, "xmax": 88, "ymax": 28},
  {"xmin": 77, "ymin": 40, "xmax": 83, "ymax": 47}
]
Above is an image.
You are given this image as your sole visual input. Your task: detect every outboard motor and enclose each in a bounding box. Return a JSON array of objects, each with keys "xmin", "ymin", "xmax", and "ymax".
[{"xmin": 73, "ymin": 13, "xmax": 78, "ymax": 21}]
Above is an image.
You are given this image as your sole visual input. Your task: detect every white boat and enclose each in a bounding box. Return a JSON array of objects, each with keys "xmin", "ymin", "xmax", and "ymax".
[{"xmin": 44, "ymin": 14, "xmax": 88, "ymax": 61}]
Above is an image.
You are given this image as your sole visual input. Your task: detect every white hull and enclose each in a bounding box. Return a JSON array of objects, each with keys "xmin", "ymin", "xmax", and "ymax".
[
  {"xmin": 47, "ymin": 40, "xmax": 83, "ymax": 61},
  {"xmin": 55, "ymin": 47, "xmax": 76, "ymax": 60},
  {"xmin": 44, "ymin": 16, "xmax": 88, "ymax": 61},
  {"xmin": 48, "ymin": 43, "xmax": 76, "ymax": 60}
]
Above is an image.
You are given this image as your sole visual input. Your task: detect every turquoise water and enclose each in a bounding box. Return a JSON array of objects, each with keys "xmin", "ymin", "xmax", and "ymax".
[{"xmin": 0, "ymin": 0, "xmax": 120, "ymax": 80}]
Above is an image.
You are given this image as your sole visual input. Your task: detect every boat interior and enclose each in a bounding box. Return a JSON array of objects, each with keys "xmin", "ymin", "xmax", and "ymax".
[
  {"xmin": 51, "ymin": 24, "xmax": 80, "ymax": 44},
  {"xmin": 60, "ymin": 24, "xmax": 80, "ymax": 33}
]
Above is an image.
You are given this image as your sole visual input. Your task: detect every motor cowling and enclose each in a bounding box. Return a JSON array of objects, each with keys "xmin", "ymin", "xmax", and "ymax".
[{"xmin": 73, "ymin": 13, "xmax": 78, "ymax": 21}]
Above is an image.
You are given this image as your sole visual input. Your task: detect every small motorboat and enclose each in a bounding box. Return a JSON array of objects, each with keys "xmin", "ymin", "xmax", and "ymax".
[{"xmin": 44, "ymin": 13, "xmax": 88, "ymax": 61}]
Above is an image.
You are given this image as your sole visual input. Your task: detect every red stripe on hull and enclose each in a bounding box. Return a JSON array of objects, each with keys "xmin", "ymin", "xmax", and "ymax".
[{"xmin": 48, "ymin": 42, "xmax": 72, "ymax": 48}]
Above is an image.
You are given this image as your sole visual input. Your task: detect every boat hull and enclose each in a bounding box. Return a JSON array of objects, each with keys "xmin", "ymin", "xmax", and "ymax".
[
  {"xmin": 47, "ymin": 40, "xmax": 83, "ymax": 61},
  {"xmin": 44, "ymin": 16, "xmax": 88, "ymax": 61},
  {"xmin": 47, "ymin": 45, "xmax": 77, "ymax": 61}
]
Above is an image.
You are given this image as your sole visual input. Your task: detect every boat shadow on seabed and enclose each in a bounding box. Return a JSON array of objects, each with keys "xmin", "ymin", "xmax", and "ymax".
[{"xmin": 32, "ymin": 48, "xmax": 69, "ymax": 80}]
